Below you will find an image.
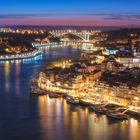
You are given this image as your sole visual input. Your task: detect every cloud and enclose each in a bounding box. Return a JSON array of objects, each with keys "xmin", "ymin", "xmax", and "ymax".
[
  {"xmin": 104, "ymin": 14, "xmax": 140, "ymax": 20},
  {"xmin": 0, "ymin": 14, "xmax": 58, "ymax": 20},
  {"xmin": 0, "ymin": 14, "xmax": 37, "ymax": 20},
  {"xmin": 132, "ymin": 15, "xmax": 140, "ymax": 19},
  {"xmin": 0, "ymin": 13, "xmax": 89, "ymax": 20},
  {"xmin": 104, "ymin": 17, "xmax": 123, "ymax": 20},
  {"xmin": 85, "ymin": 13, "xmax": 140, "ymax": 20},
  {"xmin": 0, "ymin": 13, "xmax": 140, "ymax": 23}
]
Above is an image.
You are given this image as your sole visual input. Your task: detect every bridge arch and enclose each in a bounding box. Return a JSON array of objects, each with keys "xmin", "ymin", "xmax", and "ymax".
[{"xmin": 48, "ymin": 32, "xmax": 91, "ymax": 41}]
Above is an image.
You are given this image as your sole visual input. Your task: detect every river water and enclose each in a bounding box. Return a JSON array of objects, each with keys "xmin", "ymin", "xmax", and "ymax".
[{"xmin": 0, "ymin": 45, "xmax": 140, "ymax": 140}]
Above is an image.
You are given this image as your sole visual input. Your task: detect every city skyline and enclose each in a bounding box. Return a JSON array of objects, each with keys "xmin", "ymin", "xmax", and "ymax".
[
  {"xmin": 0, "ymin": 0, "xmax": 140, "ymax": 27},
  {"xmin": 1, "ymin": 1, "xmax": 140, "ymax": 139}
]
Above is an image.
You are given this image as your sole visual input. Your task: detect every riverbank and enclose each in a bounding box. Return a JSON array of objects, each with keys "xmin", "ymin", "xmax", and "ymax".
[
  {"xmin": 0, "ymin": 45, "xmax": 140, "ymax": 140},
  {"xmin": 30, "ymin": 78, "xmax": 140, "ymax": 119},
  {"xmin": 0, "ymin": 48, "xmax": 41, "ymax": 60},
  {"xmin": 0, "ymin": 48, "xmax": 41, "ymax": 61}
]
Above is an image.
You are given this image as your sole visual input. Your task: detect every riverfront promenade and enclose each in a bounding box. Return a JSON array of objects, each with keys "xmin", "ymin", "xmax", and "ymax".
[
  {"xmin": 0, "ymin": 42, "xmax": 67, "ymax": 61},
  {"xmin": 34, "ymin": 76, "xmax": 140, "ymax": 117},
  {"xmin": 0, "ymin": 49, "xmax": 41, "ymax": 60}
]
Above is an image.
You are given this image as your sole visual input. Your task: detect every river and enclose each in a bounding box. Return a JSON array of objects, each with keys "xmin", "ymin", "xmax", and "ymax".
[{"xmin": 0, "ymin": 45, "xmax": 140, "ymax": 140}]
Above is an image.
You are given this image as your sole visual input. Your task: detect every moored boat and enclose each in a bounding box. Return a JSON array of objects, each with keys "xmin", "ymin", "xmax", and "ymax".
[
  {"xmin": 127, "ymin": 109, "xmax": 140, "ymax": 117},
  {"xmin": 66, "ymin": 96, "xmax": 79, "ymax": 104},
  {"xmin": 48, "ymin": 93, "xmax": 62, "ymax": 98},
  {"xmin": 90, "ymin": 106, "xmax": 108, "ymax": 114},
  {"xmin": 106, "ymin": 111, "xmax": 128, "ymax": 120},
  {"xmin": 30, "ymin": 88, "xmax": 47, "ymax": 95},
  {"xmin": 79, "ymin": 99, "xmax": 93, "ymax": 106}
]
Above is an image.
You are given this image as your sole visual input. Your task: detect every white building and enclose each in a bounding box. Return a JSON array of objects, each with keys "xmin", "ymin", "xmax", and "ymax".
[{"xmin": 116, "ymin": 57, "xmax": 140, "ymax": 68}]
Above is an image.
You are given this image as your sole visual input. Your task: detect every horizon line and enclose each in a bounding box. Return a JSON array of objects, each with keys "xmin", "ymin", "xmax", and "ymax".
[{"xmin": 1, "ymin": 24, "xmax": 140, "ymax": 28}]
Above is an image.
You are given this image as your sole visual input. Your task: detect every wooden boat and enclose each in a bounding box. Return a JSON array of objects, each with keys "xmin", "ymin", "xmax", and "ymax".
[
  {"xmin": 90, "ymin": 106, "xmax": 108, "ymax": 114},
  {"xmin": 30, "ymin": 88, "xmax": 47, "ymax": 95},
  {"xmin": 106, "ymin": 111, "xmax": 128, "ymax": 120},
  {"xmin": 127, "ymin": 109, "xmax": 140, "ymax": 117},
  {"xmin": 66, "ymin": 96, "xmax": 79, "ymax": 104},
  {"xmin": 48, "ymin": 93, "xmax": 62, "ymax": 98}
]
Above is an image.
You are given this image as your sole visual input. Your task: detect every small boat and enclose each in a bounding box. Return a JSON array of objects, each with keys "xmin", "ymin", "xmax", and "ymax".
[
  {"xmin": 79, "ymin": 99, "xmax": 92, "ymax": 106},
  {"xmin": 127, "ymin": 109, "xmax": 140, "ymax": 117},
  {"xmin": 90, "ymin": 106, "xmax": 107, "ymax": 114},
  {"xmin": 49, "ymin": 93, "xmax": 62, "ymax": 98},
  {"xmin": 66, "ymin": 96, "xmax": 79, "ymax": 104},
  {"xmin": 30, "ymin": 88, "xmax": 47, "ymax": 95},
  {"xmin": 106, "ymin": 111, "xmax": 128, "ymax": 120}
]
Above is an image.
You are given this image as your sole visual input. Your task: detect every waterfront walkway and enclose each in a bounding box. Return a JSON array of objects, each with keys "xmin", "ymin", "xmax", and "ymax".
[{"xmin": 0, "ymin": 49, "xmax": 41, "ymax": 60}]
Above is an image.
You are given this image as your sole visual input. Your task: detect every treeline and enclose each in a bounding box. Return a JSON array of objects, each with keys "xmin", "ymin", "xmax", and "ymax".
[
  {"xmin": 0, "ymin": 32, "xmax": 60, "ymax": 47},
  {"xmin": 103, "ymin": 28, "xmax": 140, "ymax": 40}
]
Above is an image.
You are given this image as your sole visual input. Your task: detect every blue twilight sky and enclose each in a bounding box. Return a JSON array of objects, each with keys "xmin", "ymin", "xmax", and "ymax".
[{"xmin": 0, "ymin": 0, "xmax": 140, "ymax": 26}]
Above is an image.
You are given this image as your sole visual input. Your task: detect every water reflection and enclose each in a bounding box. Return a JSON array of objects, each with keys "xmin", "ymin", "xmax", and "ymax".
[
  {"xmin": 129, "ymin": 118, "xmax": 140, "ymax": 140},
  {"xmin": 0, "ymin": 46, "xmax": 140, "ymax": 140},
  {"xmin": 36, "ymin": 95, "xmax": 140, "ymax": 140},
  {"xmin": 15, "ymin": 60, "xmax": 21, "ymax": 96},
  {"xmin": 36, "ymin": 96, "xmax": 105, "ymax": 139},
  {"xmin": 4, "ymin": 61, "xmax": 10, "ymax": 94},
  {"xmin": 0, "ymin": 54, "xmax": 43, "ymax": 65}
]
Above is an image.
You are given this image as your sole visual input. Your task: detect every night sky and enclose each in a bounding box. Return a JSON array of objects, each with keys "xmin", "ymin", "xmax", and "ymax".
[{"xmin": 0, "ymin": 0, "xmax": 140, "ymax": 26}]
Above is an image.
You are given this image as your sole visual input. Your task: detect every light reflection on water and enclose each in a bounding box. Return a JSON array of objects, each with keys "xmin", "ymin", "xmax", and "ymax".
[
  {"xmin": 0, "ymin": 46, "xmax": 140, "ymax": 140},
  {"xmin": 36, "ymin": 95, "xmax": 140, "ymax": 140},
  {"xmin": 15, "ymin": 60, "xmax": 21, "ymax": 96},
  {"xmin": 4, "ymin": 61, "xmax": 10, "ymax": 94},
  {"xmin": 0, "ymin": 54, "xmax": 43, "ymax": 64}
]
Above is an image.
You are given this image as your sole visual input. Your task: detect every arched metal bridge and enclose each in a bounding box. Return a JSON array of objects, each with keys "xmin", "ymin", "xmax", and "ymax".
[{"xmin": 49, "ymin": 30, "xmax": 92, "ymax": 42}]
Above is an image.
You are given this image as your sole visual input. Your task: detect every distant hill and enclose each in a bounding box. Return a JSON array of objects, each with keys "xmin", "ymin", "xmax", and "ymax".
[{"xmin": 0, "ymin": 25, "xmax": 120, "ymax": 31}]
